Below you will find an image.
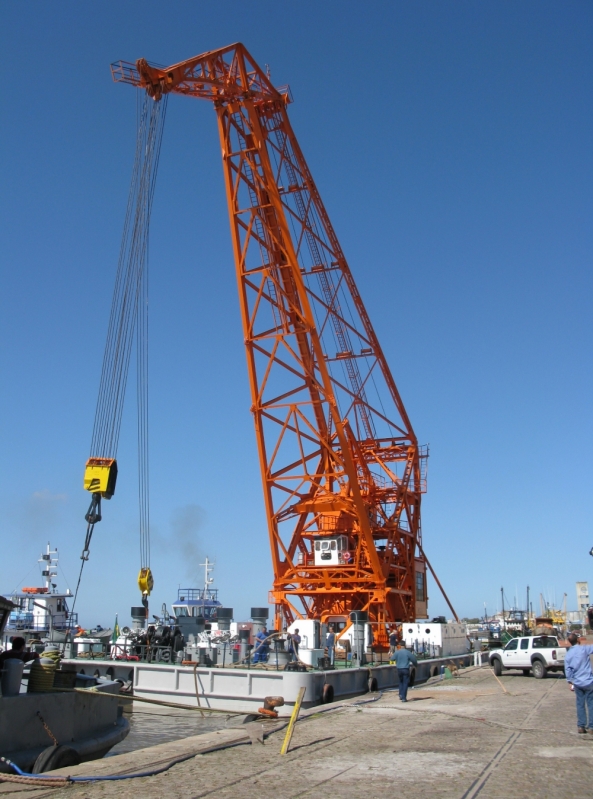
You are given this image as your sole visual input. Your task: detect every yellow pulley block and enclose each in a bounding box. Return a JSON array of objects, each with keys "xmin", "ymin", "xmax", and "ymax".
[
  {"xmin": 83, "ymin": 458, "xmax": 118, "ymax": 499},
  {"xmin": 138, "ymin": 568, "xmax": 154, "ymax": 596}
]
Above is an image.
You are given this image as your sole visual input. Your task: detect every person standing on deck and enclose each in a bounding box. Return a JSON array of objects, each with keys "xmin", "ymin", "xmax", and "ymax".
[
  {"xmin": 392, "ymin": 646, "xmax": 418, "ymax": 702},
  {"xmin": 287, "ymin": 629, "xmax": 301, "ymax": 662},
  {"xmin": 325, "ymin": 625, "xmax": 336, "ymax": 666},
  {"xmin": 565, "ymin": 632, "xmax": 593, "ymax": 735},
  {"xmin": 388, "ymin": 627, "xmax": 399, "ymax": 662},
  {"xmin": 252, "ymin": 626, "xmax": 270, "ymax": 663},
  {"xmin": 0, "ymin": 637, "xmax": 39, "ymax": 666}
]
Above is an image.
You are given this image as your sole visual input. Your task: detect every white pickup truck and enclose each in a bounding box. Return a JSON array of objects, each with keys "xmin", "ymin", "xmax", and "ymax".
[{"xmin": 489, "ymin": 635, "xmax": 566, "ymax": 679}]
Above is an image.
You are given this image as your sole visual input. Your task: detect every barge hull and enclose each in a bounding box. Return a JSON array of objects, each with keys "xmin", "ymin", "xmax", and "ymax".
[{"xmin": 63, "ymin": 654, "xmax": 476, "ymax": 715}]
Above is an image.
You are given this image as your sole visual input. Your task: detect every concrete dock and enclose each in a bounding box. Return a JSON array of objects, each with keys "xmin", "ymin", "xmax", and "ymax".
[{"xmin": 1, "ymin": 665, "xmax": 592, "ymax": 798}]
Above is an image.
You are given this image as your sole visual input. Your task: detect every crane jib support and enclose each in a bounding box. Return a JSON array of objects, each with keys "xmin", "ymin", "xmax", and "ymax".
[{"xmin": 106, "ymin": 42, "xmax": 444, "ymax": 634}]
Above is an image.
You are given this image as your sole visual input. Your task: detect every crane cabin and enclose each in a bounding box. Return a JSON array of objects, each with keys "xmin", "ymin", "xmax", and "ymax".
[{"xmin": 312, "ymin": 535, "xmax": 350, "ymax": 566}]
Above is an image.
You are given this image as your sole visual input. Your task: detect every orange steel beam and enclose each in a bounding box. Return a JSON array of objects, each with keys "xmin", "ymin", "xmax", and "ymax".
[{"xmin": 112, "ymin": 44, "xmax": 430, "ymax": 631}]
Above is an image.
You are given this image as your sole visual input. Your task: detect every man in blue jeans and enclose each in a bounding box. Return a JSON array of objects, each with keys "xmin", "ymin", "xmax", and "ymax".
[
  {"xmin": 565, "ymin": 632, "xmax": 593, "ymax": 735},
  {"xmin": 392, "ymin": 646, "xmax": 418, "ymax": 702}
]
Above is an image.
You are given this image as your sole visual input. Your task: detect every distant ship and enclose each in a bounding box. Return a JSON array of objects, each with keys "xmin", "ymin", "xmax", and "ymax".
[
  {"xmin": 172, "ymin": 557, "xmax": 223, "ymax": 622},
  {"xmin": 2, "ymin": 543, "xmax": 111, "ymax": 645}
]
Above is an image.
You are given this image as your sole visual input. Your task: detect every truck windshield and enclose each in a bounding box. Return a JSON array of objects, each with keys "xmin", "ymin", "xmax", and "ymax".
[{"xmin": 532, "ymin": 636, "xmax": 558, "ymax": 648}]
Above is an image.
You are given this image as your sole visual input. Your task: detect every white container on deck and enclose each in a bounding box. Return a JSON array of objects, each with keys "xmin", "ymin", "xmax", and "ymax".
[
  {"xmin": 287, "ymin": 619, "xmax": 324, "ymax": 666},
  {"xmin": 403, "ymin": 622, "xmax": 470, "ymax": 658}
]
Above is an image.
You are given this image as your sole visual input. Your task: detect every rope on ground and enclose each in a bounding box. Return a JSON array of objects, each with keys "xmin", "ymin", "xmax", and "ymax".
[
  {"xmin": 490, "ymin": 667, "xmax": 510, "ymax": 694},
  {"xmin": 0, "ymin": 772, "xmax": 69, "ymax": 787},
  {"xmin": 51, "ymin": 686, "xmax": 246, "ymax": 715}
]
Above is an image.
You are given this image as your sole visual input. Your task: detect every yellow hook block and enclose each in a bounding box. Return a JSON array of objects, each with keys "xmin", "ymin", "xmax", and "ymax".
[
  {"xmin": 83, "ymin": 458, "xmax": 118, "ymax": 498},
  {"xmin": 138, "ymin": 568, "xmax": 154, "ymax": 596}
]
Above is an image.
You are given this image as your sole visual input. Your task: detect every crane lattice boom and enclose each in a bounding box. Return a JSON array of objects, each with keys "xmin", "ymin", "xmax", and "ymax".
[{"xmin": 112, "ymin": 44, "xmax": 430, "ymax": 635}]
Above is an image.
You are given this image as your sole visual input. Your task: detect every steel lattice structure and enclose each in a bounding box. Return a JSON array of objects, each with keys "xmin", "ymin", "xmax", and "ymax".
[{"xmin": 112, "ymin": 43, "xmax": 430, "ymax": 636}]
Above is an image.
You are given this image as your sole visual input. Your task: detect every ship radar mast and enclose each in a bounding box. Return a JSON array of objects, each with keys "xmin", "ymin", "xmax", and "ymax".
[
  {"xmin": 38, "ymin": 543, "xmax": 59, "ymax": 594},
  {"xmin": 200, "ymin": 557, "xmax": 214, "ymax": 600}
]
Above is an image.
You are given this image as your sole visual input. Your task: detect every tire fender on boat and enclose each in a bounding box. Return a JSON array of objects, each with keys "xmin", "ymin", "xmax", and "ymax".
[{"xmin": 32, "ymin": 745, "xmax": 81, "ymax": 773}]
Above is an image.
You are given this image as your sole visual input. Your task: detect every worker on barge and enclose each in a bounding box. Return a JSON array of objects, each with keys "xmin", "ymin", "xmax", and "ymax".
[
  {"xmin": 252, "ymin": 625, "xmax": 270, "ymax": 663},
  {"xmin": 0, "ymin": 636, "xmax": 40, "ymax": 666}
]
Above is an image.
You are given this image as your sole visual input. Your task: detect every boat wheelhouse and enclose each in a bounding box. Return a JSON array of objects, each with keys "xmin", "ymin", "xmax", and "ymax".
[{"xmin": 172, "ymin": 558, "xmax": 222, "ymax": 623}]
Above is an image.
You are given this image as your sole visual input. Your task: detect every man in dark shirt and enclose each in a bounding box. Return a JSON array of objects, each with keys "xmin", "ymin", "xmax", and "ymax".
[
  {"xmin": 0, "ymin": 637, "xmax": 39, "ymax": 666},
  {"xmin": 392, "ymin": 646, "xmax": 418, "ymax": 702}
]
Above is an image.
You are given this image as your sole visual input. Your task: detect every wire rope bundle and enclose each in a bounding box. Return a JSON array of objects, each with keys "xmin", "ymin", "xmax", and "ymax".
[{"xmin": 71, "ymin": 93, "xmax": 168, "ymax": 621}]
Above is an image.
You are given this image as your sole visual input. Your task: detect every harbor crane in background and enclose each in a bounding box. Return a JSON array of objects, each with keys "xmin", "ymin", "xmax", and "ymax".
[{"xmin": 82, "ymin": 43, "xmax": 458, "ymax": 640}]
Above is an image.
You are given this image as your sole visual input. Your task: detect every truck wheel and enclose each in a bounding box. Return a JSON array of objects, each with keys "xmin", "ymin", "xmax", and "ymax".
[
  {"xmin": 522, "ymin": 669, "xmax": 530, "ymax": 676},
  {"xmin": 532, "ymin": 659, "xmax": 547, "ymax": 679},
  {"xmin": 492, "ymin": 658, "xmax": 502, "ymax": 676}
]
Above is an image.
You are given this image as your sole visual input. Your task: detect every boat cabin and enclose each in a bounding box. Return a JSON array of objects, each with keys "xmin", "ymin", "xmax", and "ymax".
[{"xmin": 172, "ymin": 587, "xmax": 222, "ymax": 621}]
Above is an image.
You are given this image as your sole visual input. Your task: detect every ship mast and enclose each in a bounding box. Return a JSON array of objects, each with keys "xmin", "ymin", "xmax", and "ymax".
[
  {"xmin": 39, "ymin": 543, "xmax": 58, "ymax": 594},
  {"xmin": 200, "ymin": 557, "xmax": 214, "ymax": 600}
]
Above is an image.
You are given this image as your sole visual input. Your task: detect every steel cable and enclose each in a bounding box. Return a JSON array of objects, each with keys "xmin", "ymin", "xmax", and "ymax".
[
  {"xmin": 71, "ymin": 93, "xmax": 167, "ymax": 617},
  {"xmin": 90, "ymin": 94, "xmax": 167, "ymax": 460}
]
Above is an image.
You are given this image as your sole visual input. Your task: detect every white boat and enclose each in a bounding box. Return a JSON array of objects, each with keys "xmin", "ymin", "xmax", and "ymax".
[{"xmin": 3, "ymin": 543, "xmax": 80, "ymax": 645}]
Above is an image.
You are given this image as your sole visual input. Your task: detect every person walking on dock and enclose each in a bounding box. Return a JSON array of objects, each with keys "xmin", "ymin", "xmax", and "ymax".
[
  {"xmin": 392, "ymin": 645, "xmax": 418, "ymax": 702},
  {"xmin": 565, "ymin": 632, "xmax": 593, "ymax": 735}
]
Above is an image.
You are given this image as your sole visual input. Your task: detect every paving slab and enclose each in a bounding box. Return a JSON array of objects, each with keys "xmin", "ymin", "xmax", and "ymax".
[{"xmin": 1, "ymin": 665, "xmax": 592, "ymax": 799}]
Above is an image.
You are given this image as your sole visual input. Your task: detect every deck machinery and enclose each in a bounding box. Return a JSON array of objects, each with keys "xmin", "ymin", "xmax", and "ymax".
[{"xmin": 106, "ymin": 43, "xmax": 431, "ymax": 643}]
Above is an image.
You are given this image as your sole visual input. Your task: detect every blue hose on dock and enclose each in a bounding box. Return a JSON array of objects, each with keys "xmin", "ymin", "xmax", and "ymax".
[{"xmin": 2, "ymin": 753, "xmax": 199, "ymax": 782}]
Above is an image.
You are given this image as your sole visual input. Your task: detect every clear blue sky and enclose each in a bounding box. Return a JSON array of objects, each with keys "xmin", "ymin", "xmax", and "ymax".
[{"xmin": 1, "ymin": 2, "xmax": 591, "ymax": 627}]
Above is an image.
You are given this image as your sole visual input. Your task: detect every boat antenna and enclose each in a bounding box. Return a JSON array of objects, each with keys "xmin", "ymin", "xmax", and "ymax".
[{"xmin": 200, "ymin": 557, "xmax": 214, "ymax": 597}]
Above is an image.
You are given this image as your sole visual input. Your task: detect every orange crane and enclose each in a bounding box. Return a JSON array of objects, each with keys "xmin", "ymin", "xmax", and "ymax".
[{"xmin": 109, "ymin": 43, "xmax": 454, "ymax": 638}]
